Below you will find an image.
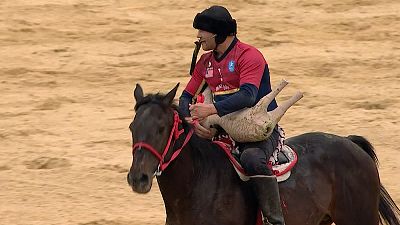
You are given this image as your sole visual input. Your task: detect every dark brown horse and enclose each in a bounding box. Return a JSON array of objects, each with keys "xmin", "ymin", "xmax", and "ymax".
[{"xmin": 127, "ymin": 84, "xmax": 400, "ymax": 225}]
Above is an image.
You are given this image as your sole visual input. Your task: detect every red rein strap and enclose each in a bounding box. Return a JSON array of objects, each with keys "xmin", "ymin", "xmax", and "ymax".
[{"xmin": 132, "ymin": 111, "xmax": 193, "ymax": 176}]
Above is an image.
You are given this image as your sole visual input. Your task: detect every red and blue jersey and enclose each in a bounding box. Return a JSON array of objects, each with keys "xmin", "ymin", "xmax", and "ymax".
[{"xmin": 182, "ymin": 38, "xmax": 277, "ymax": 116}]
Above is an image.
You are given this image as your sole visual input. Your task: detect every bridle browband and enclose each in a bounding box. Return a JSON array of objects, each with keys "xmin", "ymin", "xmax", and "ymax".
[{"xmin": 132, "ymin": 110, "xmax": 194, "ymax": 176}]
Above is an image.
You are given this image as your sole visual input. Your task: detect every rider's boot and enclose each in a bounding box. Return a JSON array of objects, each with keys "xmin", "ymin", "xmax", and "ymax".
[{"xmin": 250, "ymin": 176, "xmax": 285, "ymax": 225}]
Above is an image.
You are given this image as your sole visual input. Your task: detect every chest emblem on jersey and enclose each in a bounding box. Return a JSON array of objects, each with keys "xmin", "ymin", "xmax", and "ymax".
[{"xmin": 228, "ymin": 60, "xmax": 235, "ymax": 72}]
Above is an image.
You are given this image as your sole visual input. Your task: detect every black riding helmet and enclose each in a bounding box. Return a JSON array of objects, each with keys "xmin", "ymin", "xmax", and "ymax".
[
  {"xmin": 193, "ymin": 5, "xmax": 237, "ymax": 45},
  {"xmin": 189, "ymin": 6, "xmax": 237, "ymax": 76}
]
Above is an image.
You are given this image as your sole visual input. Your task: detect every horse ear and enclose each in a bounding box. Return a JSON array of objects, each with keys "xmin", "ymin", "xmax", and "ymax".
[
  {"xmin": 134, "ymin": 83, "xmax": 144, "ymax": 102},
  {"xmin": 163, "ymin": 83, "xmax": 180, "ymax": 105}
]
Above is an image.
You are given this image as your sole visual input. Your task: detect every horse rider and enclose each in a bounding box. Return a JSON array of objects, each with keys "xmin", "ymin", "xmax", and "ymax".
[{"xmin": 178, "ymin": 5, "xmax": 286, "ymax": 225}]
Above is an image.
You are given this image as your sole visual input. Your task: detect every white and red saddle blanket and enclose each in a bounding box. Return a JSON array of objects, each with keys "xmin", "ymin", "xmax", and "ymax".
[{"xmin": 212, "ymin": 128, "xmax": 298, "ymax": 182}]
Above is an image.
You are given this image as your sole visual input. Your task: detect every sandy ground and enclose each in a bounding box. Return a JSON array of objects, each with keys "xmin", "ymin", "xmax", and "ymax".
[{"xmin": 0, "ymin": 0, "xmax": 399, "ymax": 224}]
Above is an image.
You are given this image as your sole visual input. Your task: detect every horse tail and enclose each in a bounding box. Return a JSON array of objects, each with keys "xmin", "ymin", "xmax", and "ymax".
[
  {"xmin": 347, "ymin": 135, "xmax": 379, "ymax": 165},
  {"xmin": 347, "ymin": 135, "xmax": 400, "ymax": 225},
  {"xmin": 379, "ymin": 185, "xmax": 400, "ymax": 225}
]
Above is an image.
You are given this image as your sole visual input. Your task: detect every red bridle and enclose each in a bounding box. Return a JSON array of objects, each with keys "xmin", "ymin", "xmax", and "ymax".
[{"xmin": 132, "ymin": 111, "xmax": 194, "ymax": 176}]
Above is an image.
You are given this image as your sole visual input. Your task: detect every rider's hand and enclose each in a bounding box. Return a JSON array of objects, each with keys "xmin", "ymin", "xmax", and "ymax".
[
  {"xmin": 185, "ymin": 117, "xmax": 216, "ymax": 139},
  {"xmin": 184, "ymin": 117, "xmax": 194, "ymax": 124},
  {"xmin": 193, "ymin": 122, "xmax": 216, "ymax": 139},
  {"xmin": 189, "ymin": 103, "xmax": 217, "ymax": 121}
]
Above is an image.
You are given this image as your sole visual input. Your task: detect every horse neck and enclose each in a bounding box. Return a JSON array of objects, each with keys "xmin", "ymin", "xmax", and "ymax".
[
  {"xmin": 156, "ymin": 135, "xmax": 235, "ymax": 203},
  {"xmin": 155, "ymin": 136, "xmax": 257, "ymax": 225},
  {"xmin": 156, "ymin": 136, "xmax": 208, "ymax": 193}
]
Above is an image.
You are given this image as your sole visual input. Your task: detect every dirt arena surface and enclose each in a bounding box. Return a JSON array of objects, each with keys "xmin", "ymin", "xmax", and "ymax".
[{"xmin": 0, "ymin": 0, "xmax": 399, "ymax": 224}]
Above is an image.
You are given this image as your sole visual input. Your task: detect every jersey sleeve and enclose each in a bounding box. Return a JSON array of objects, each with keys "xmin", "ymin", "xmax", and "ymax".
[
  {"xmin": 237, "ymin": 48, "xmax": 266, "ymax": 88},
  {"xmin": 213, "ymin": 83, "xmax": 258, "ymax": 116},
  {"xmin": 184, "ymin": 55, "xmax": 206, "ymax": 96}
]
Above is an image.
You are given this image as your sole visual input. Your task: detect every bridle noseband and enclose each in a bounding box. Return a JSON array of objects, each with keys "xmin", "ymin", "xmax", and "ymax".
[{"xmin": 132, "ymin": 110, "xmax": 194, "ymax": 176}]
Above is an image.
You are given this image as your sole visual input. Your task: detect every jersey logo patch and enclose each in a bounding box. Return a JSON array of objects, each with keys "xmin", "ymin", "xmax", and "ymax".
[
  {"xmin": 205, "ymin": 61, "xmax": 213, "ymax": 78},
  {"xmin": 228, "ymin": 60, "xmax": 235, "ymax": 72}
]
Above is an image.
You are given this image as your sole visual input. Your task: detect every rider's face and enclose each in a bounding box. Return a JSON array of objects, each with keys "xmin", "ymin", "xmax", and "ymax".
[{"xmin": 197, "ymin": 30, "xmax": 216, "ymax": 51}]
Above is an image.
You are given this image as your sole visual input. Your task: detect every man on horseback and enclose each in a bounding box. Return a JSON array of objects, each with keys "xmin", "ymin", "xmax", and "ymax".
[{"xmin": 178, "ymin": 5, "xmax": 285, "ymax": 225}]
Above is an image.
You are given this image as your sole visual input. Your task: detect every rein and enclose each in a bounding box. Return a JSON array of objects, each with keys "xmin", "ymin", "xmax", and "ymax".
[{"xmin": 132, "ymin": 111, "xmax": 194, "ymax": 176}]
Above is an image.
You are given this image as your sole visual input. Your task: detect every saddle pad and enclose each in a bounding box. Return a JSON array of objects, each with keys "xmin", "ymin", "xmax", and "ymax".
[{"xmin": 214, "ymin": 142, "xmax": 298, "ymax": 182}]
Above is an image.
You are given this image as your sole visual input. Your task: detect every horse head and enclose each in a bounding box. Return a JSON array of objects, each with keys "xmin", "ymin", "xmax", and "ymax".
[{"xmin": 127, "ymin": 83, "xmax": 180, "ymax": 193}]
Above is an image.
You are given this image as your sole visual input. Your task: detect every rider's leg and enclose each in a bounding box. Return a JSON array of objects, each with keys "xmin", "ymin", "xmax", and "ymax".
[{"xmin": 239, "ymin": 126, "xmax": 285, "ymax": 225}]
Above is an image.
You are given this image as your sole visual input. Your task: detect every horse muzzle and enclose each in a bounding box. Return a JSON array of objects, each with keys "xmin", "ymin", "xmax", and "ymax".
[{"xmin": 127, "ymin": 170, "xmax": 153, "ymax": 193}]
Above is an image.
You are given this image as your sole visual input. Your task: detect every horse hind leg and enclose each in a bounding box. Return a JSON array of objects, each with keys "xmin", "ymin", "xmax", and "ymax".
[
  {"xmin": 332, "ymin": 204, "xmax": 379, "ymax": 225},
  {"xmin": 331, "ymin": 178, "xmax": 380, "ymax": 225}
]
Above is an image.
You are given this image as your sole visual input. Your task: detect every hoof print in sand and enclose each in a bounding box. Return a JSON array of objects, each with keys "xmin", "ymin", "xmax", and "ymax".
[
  {"xmin": 99, "ymin": 164, "xmax": 128, "ymax": 173},
  {"xmin": 24, "ymin": 157, "xmax": 71, "ymax": 169},
  {"xmin": 79, "ymin": 219, "xmax": 127, "ymax": 225},
  {"xmin": 0, "ymin": 165, "xmax": 11, "ymax": 171}
]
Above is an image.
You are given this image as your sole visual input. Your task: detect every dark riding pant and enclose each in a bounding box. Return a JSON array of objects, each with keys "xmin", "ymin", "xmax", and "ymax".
[
  {"xmin": 238, "ymin": 125, "xmax": 286, "ymax": 225},
  {"xmin": 238, "ymin": 125, "xmax": 280, "ymax": 176}
]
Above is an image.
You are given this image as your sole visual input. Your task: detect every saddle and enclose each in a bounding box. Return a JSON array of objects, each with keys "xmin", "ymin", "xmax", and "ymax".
[{"xmin": 212, "ymin": 127, "xmax": 298, "ymax": 182}]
